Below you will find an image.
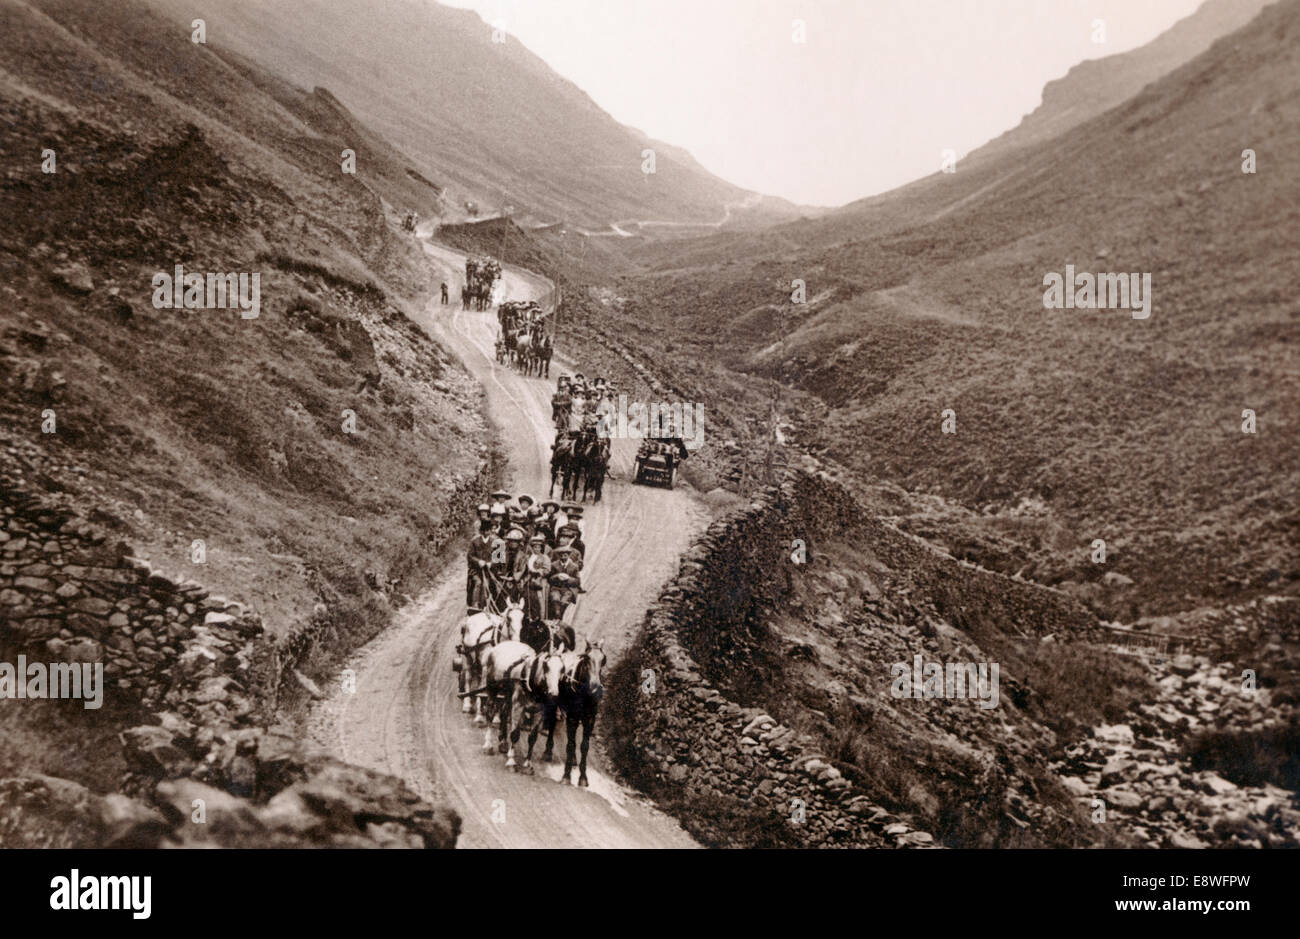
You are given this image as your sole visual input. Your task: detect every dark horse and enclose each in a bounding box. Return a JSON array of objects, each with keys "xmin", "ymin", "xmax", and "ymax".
[
  {"xmin": 570, "ymin": 432, "xmax": 607, "ymax": 503},
  {"xmin": 520, "ymin": 616, "xmax": 575, "ymax": 655},
  {"xmin": 582, "ymin": 438, "xmax": 609, "ymax": 504},
  {"xmin": 550, "ymin": 434, "xmax": 579, "ymax": 501},
  {"xmin": 536, "ymin": 334, "xmax": 553, "ymax": 378},
  {"xmin": 543, "ymin": 641, "xmax": 606, "ymax": 786}
]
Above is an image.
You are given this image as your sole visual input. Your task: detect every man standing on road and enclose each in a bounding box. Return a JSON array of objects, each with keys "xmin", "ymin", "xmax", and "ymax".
[{"xmin": 440, "ymin": 282, "xmax": 449, "ymax": 305}]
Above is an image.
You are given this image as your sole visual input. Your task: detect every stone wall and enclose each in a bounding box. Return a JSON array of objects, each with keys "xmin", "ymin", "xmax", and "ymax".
[
  {"xmin": 0, "ymin": 449, "xmax": 469, "ymax": 847},
  {"xmin": 608, "ymin": 468, "xmax": 1094, "ymax": 848},
  {"xmin": 1, "ymin": 478, "xmax": 265, "ymax": 724}
]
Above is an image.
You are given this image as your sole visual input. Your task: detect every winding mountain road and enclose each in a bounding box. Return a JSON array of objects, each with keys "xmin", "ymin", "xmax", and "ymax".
[{"xmin": 307, "ymin": 233, "xmax": 705, "ymax": 848}]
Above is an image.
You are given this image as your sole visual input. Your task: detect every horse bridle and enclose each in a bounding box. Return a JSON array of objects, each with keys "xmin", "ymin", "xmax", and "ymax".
[
  {"xmin": 565, "ymin": 649, "xmax": 605, "ymax": 692},
  {"xmin": 520, "ymin": 650, "xmax": 560, "ymax": 694}
]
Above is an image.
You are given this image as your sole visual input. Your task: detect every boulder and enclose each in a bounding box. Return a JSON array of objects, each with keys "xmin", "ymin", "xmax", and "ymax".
[
  {"xmin": 50, "ymin": 263, "xmax": 94, "ymax": 294},
  {"xmin": 120, "ymin": 725, "xmax": 195, "ymax": 778},
  {"xmin": 1093, "ymin": 724, "xmax": 1135, "ymax": 746}
]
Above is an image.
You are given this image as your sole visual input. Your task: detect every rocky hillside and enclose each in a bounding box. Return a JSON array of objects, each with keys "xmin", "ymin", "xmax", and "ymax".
[
  {"xmin": 970, "ymin": 0, "xmax": 1274, "ymax": 163},
  {"xmin": 609, "ymin": 469, "xmax": 1300, "ymax": 848},
  {"xmin": 609, "ymin": 0, "xmax": 1300, "ymax": 619},
  {"xmin": 0, "ymin": 0, "xmax": 496, "ymax": 844}
]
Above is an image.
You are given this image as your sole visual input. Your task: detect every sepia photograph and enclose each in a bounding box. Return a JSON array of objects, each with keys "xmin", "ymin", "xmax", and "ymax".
[{"xmin": 0, "ymin": 0, "xmax": 1295, "ymax": 919}]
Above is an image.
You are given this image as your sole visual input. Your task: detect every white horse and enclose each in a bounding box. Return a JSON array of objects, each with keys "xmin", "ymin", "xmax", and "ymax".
[
  {"xmin": 463, "ymin": 641, "xmax": 564, "ymax": 772},
  {"xmin": 456, "ymin": 599, "xmax": 523, "ymax": 723}
]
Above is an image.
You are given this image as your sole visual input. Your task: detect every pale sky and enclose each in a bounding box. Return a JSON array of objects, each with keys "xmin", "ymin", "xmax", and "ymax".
[{"xmin": 438, "ymin": 0, "xmax": 1205, "ymax": 207}]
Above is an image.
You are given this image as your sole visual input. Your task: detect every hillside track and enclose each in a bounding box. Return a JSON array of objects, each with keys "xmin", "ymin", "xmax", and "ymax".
[{"xmin": 307, "ymin": 234, "xmax": 705, "ymax": 848}]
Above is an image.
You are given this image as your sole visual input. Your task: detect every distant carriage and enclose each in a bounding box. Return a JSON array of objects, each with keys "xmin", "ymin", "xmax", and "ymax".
[
  {"xmin": 464, "ymin": 256, "xmax": 502, "ymax": 311},
  {"xmin": 496, "ymin": 300, "xmax": 552, "ymax": 376}
]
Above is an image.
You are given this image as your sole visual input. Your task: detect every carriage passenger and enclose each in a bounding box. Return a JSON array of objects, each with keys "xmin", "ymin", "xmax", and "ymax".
[
  {"xmin": 556, "ymin": 521, "xmax": 585, "ymax": 564},
  {"xmin": 467, "ymin": 520, "xmax": 501, "ymax": 613},
  {"xmin": 568, "ymin": 393, "xmax": 586, "ymax": 433},
  {"xmin": 493, "ymin": 528, "xmax": 526, "ymax": 608},
  {"xmin": 552, "ymin": 386, "xmax": 572, "ymax": 428},
  {"xmin": 512, "ymin": 494, "xmax": 537, "ymax": 538},
  {"xmin": 489, "ymin": 489, "xmax": 511, "ymax": 534},
  {"xmin": 547, "ymin": 546, "xmax": 583, "ymax": 619},
  {"xmin": 523, "ymin": 534, "xmax": 552, "ymax": 622},
  {"xmin": 537, "ymin": 500, "xmax": 561, "ymax": 546}
]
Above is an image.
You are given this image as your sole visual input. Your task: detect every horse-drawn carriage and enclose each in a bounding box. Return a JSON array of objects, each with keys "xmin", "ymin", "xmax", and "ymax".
[
  {"xmin": 496, "ymin": 300, "xmax": 552, "ymax": 376},
  {"xmin": 463, "ymin": 256, "xmax": 501, "ymax": 310},
  {"xmin": 456, "ymin": 557, "xmax": 601, "ymax": 784}
]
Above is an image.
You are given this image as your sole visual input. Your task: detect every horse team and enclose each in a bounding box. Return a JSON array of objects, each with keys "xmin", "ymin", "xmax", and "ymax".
[
  {"xmin": 458, "ymin": 607, "xmax": 606, "ymax": 786},
  {"xmin": 456, "ymin": 285, "xmax": 605, "ymax": 786},
  {"xmin": 463, "ymin": 256, "xmax": 501, "ymax": 311},
  {"xmin": 496, "ymin": 300, "xmax": 553, "ymax": 377}
]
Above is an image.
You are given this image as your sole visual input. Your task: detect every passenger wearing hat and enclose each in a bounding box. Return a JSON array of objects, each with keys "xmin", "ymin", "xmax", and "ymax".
[
  {"xmin": 513, "ymin": 494, "xmax": 537, "ymax": 539},
  {"xmin": 554, "ymin": 501, "xmax": 573, "ymax": 535},
  {"xmin": 567, "ymin": 390, "xmax": 586, "ymax": 433},
  {"xmin": 466, "ymin": 519, "xmax": 501, "ymax": 612},
  {"xmin": 536, "ymin": 500, "xmax": 560, "ymax": 546},
  {"xmin": 561, "ymin": 502, "xmax": 583, "ymax": 532},
  {"xmin": 548, "ymin": 545, "xmax": 583, "ymax": 620},
  {"xmin": 489, "ymin": 489, "xmax": 511, "ymax": 535},
  {"xmin": 556, "ymin": 522, "xmax": 585, "ymax": 564},
  {"xmin": 476, "ymin": 503, "xmax": 491, "ymax": 525},
  {"xmin": 523, "ymin": 534, "xmax": 551, "ymax": 623},
  {"xmin": 493, "ymin": 527, "xmax": 527, "ymax": 607}
]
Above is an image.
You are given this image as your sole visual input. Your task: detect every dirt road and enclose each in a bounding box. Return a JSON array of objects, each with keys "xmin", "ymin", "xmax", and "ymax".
[{"xmin": 307, "ymin": 235, "xmax": 705, "ymax": 848}]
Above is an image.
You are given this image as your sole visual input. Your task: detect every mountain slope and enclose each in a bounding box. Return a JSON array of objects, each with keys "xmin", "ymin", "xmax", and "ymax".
[
  {"xmin": 975, "ymin": 0, "xmax": 1275, "ymax": 162},
  {"xmin": 0, "ymin": 0, "xmax": 490, "ymax": 798},
  {"xmin": 607, "ymin": 0, "xmax": 1300, "ymax": 617},
  {"xmin": 149, "ymin": 0, "xmax": 785, "ymax": 230}
]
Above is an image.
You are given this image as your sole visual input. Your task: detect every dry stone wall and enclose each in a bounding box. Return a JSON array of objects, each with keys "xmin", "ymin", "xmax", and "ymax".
[
  {"xmin": 0, "ymin": 445, "xmax": 476, "ymax": 847},
  {"xmin": 611, "ymin": 468, "xmax": 1094, "ymax": 848}
]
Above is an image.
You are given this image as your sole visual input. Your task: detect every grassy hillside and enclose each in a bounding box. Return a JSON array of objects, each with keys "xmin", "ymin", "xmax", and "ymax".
[
  {"xmin": 147, "ymin": 0, "xmax": 799, "ymax": 231},
  {"xmin": 1, "ymin": 0, "xmax": 487, "ymax": 652},
  {"xmin": 609, "ymin": 0, "xmax": 1300, "ymax": 618}
]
